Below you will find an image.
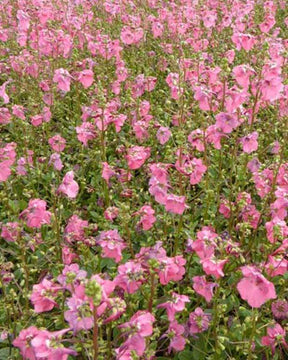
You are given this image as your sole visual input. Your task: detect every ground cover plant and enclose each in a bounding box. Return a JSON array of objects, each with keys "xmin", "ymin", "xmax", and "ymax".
[{"xmin": 0, "ymin": 0, "xmax": 288, "ymax": 359}]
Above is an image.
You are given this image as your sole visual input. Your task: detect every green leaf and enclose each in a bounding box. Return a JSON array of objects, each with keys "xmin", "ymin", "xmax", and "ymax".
[
  {"xmin": 0, "ymin": 348, "xmax": 11, "ymax": 360},
  {"xmin": 179, "ymin": 350, "xmax": 194, "ymax": 360}
]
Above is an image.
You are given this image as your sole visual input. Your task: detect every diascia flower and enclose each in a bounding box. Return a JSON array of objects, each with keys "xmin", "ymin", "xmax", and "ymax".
[
  {"xmin": 78, "ymin": 69, "xmax": 94, "ymax": 88},
  {"xmin": 237, "ymin": 266, "xmax": 277, "ymax": 308},
  {"xmin": 96, "ymin": 229, "xmax": 126, "ymax": 263},
  {"xmin": 13, "ymin": 326, "xmax": 39, "ymax": 360},
  {"xmin": 188, "ymin": 307, "xmax": 211, "ymax": 334},
  {"xmin": 58, "ymin": 171, "xmax": 79, "ymax": 199},
  {"xmin": 117, "ymin": 311, "xmax": 155, "ymax": 357},
  {"xmin": 48, "ymin": 134, "xmax": 66, "ymax": 152},
  {"xmin": 164, "ymin": 194, "xmax": 188, "ymax": 215},
  {"xmin": 114, "ymin": 261, "xmax": 145, "ymax": 294},
  {"xmin": 53, "ymin": 68, "xmax": 71, "ymax": 92},
  {"xmin": 261, "ymin": 324, "xmax": 287, "ymax": 354},
  {"xmin": 134, "ymin": 205, "xmax": 156, "ymax": 230},
  {"xmin": 192, "ymin": 276, "xmax": 218, "ymax": 302},
  {"xmin": 31, "ymin": 328, "xmax": 77, "ymax": 359},
  {"xmin": 240, "ymin": 132, "xmax": 258, "ymax": 153},
  {"xmin": 30, "ymin": 278, "xmax": 61, "ymax": 313},
  {"xmin": 126, "ymin": 146, "xmax": 150, "ymax": 170},
  {"xmin": 157, "ymin": 292, "xmax": 190, "ymax": 321},
  {"xmin": 20, "ymin": 199, "xmax": 51, "ymax": 228},
  {"xmin": 1, "ymin": 222, "xmax": 20, "ymax": 242}
]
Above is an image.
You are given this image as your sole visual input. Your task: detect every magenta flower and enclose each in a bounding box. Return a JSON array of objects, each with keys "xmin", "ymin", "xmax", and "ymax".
[
  {"xmin": 215, "ymin": 112, "xmax": 239, "ymax": 134},
  {"xmin": 237, "ymin": 266, "xmax": 277, "ymax": 308},
  {"xmin": 193, "ymin": 276, "xmax": 218, "ymax": 302},
  {"xmin": 118, "ymin": 311, "xmax": 155, "ymax": 357},
  {"xmin": 78, "ymin": 69, "xmax": 94, "ymax": 88},
  {"xmin": 1, "ymin": 222, "xmax": 20, "ymax": 242},
  {"xmin": 240, "ymin": 132, "xmax": 258, "ymax": 154},
  {"xmin": 64, "ymin": 215, "xmax": 88, "ymax": 244},
  {"xmin": 167, "ymin": 321, "xmax": 186, "ymax": 352},
  {"xmin": 261, "ymin": 324, "xmax": 287, "ymax": 354},
  {"xmin": 53, "ymin": 68, "xmax": 71, "ymax": 93},
  {"xmin": 31, "ymin": 328, "xmax": 77, "ymax": 359},
  {"xmin": 126, "ymin": 146, "xmax": 151, "ymax": 170},
  {"xmin": 115, "ymin": 261, "xmax": 145, "ymax": 294},
  {"xmin": 135, "ymin": 205, "xmax": 156, "ymax": 230},
  {"xmin": 30, "ymin": 278, "xmax": 61, "ymax": 313},
  {"xmin": 48, "ymin": 134, "xmax": 66, "ymax": 152},
  {"xmin": 13, "ymin": 326, "xmax": 39, "ymax": 360},
  {"xmin": 271, "ymin": 300, "xmax": 288, "ymax": 320},
  {"xmin": 157, "ymin": 292, "xmax": 190, "ymax": 321},
  {"xmin": 201, "ymin": 258, "xmax": 228, "ymax": 279},
  {"xmin": 20, "ymin": 199, "xmax": 51, "ymax": 228},
  {"xmin": 188, "ymin": 307, "xmax": 211, "ymax": 334},
  {"xmin": 96, "ymin": 229, "xmax": 126, "ymax": 263},
  {"xmin": 164, "ymin": 194, "xmax": 188, "ymax": 215},
  {"xmin": 76, "ymin": 122, "xmax": 96, "ymax": 146},
  {"xmin": 58, "ymin": 171, "xmax": 79, "ymax": 199},
  {"xmin": 156, "ymin": 126, "xmax": 171, "ymax": 145}
]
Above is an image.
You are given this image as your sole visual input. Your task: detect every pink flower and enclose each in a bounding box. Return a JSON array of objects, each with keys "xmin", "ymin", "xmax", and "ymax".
[
  {"xmin": 64, "ymin": 215, "xmax": 89, "ymax": 244},
  {"xmin": 157, "ymin": 292, "xmax": 190, "ymax": 321},
  {"xmin": 167, "ymin": 321, "xmax": 186, "ymax": 352},
  {"xmin": 158, "ymin": 256, "xmax": 186, "ymax": 285},
  {"xmin": 215, "ymin": 112, "xmax": 239, "ymax": 133},
  {"xmin": 53, "ymin": 68, "xmax": 71, "ymax": 93},
  {"xmin": 121, "ymin": 27, "xmax": 143, "ymax": 45},
  {"xmin": 201, "ymin": 258, "xmax": 228, "ymax": 279},
  {"xmin": 240, "ymin": 132, "xmax": 258, "ymax": 153},
  {"xmin": 118, "ymin": 311, "xmax": 155, "ymax": 356},
  {"xmin": 261, "ymin": 77, "xmax": 283, "ymax": 102},
  {"xmin": 156, "ymin": 126, "xmax": 171, "ymax": 145},
  {"xmin": 49, "ymin": 153, "xmax": 63, "ymax": 171},
  {"xmin": 193, "ymin": 276, "xmax": 218, "ymax": 302},
  {"xmin": 0, "ymin": 81, "xmax": 10, "ymax": 104},
  {"xmin": 104, "ymin": 206, "xmax": 119, "ymax": 221},
  {"xmin": 62, "ymin": 246, "xmax": 78, "ymax": 265},
  {"xmin": 13, "ymin": 326, "xmax": 39, "ymax": 360},
  {"xmin": 115, "ymin": 261, "xmax": 145, "ymax": 294},
  {"xmin": 102, "ymin": 162, "xmax": 115, "ymax": 184},
  {"xmin": 20, "ymin": 199, "xmax": 51, "ymax": 228},
  {"xmin": 58, "ymin": 171, "xmax": 79, "ymax": 199},
  {"xmin": 64, "ymin": 285, "xmax": 93, "ymax": 332},
  {"xmin": 219, "ymin": 198, "xmax": 231, "ymax": 218},
  {"xmin": 232, "ymin": 65, "xmax": 255, "ymax": 89},
  {"xmin": 188, "ymin": 129, "xmax": 205, "ymax": 152},
  {"xmin": 48, "ymin": 134, "xmax": 66, "ymax": 152},
  {"xmin": 96, "ymin": 229, "xmax": 126, "ymax": 263},
  {"xmin": 126, "ymin": 146, "xmax": 151, "ymax": 170},
  {"xmin": 78, "ymin": 69, "xmax": 94, "ymax": 88},
  {"xmin": 189, "ymin": 226, "xmax": 218, "ymax": 259},
  {"xmin": 188, "ymin": 307, "xmax": 211, "ymax": 334},
  {"xmin": 261, "ymin": 324, "xmax": 287, "ymax": 354},
  {"xmin": 0, "ymin": 107, "xmax": 11, "ymax": 124},
  {"xmin": 265, "ymin": 218, "xmax": 288, "ymax": 244},
  {"xmin": 57, "ymin": 264, "xmax": 87, "ymax": 291},
  {"xmin": 237, "ymin": 266, "xmax": 277, "ymax": 308},
  {"xmin": 165, "ymin": 194, "xmax": 187, "ymax": 215},
  {"xmin": 135, "ymin": 205, "xmax": 156, "ymax": 230},
  {"xmin": 259, "ymin": 15, "xmax": 276, "ymax": 33},
  {"xmin": 189, "ymin": 158, "xmax": 207, "ymax": 185},
  {"xmin": 30, "ymin": 278, "xmax": 61, "ymax": 313},
  {"xmin": 265, "ymin": 255, "xmax": 288, "ymax": 277},
  {"xmin": 1, "ymin": 222, "xmax": 20, "ymax": 242},
  {"xmin": 76, "ymin": 122, "xmax": 96, "ymax": 146},
  {"xmin": 31, "ymin": 329, "xmax": 77, "ymax": 359}
]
